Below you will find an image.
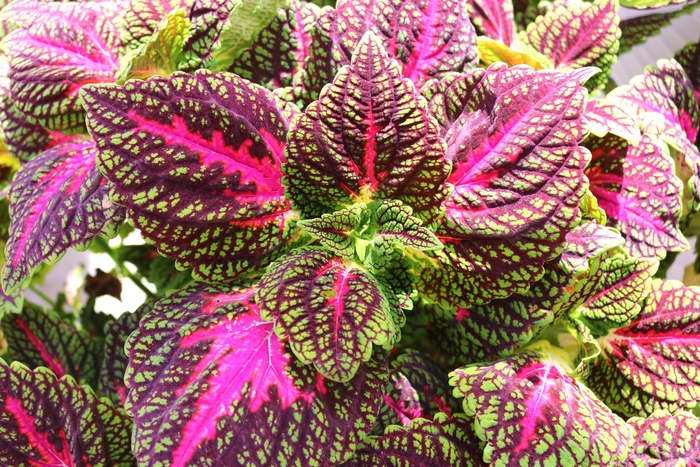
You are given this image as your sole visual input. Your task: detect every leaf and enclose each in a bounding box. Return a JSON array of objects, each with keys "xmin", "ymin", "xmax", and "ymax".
[
  {"xmin": 299, "ymin": 0, "xmax": 477, "ymax": 103},
  {"xmin": 620, "ymin": 0, "xmax": 688, "ymax": 10},
  {"xmin": 285, "ymin": 32, "xmax": 451, "ymax": 220},
  {"xmin": 99, "ymin": 301, "xmax": 153, "ymax": 407},
  {"xmin": 576, "ymin": 255, "xmax": 658, "ymax": 333},
  {"xmin": 346, "ymin": 413, "xmax": 484, "ymax": 466},
  {"xmin": 375, "ymin": 350, "xmax": 460, "ymax": 431},
  {"xmin": 125, "ymin": 283, "xmax": 388, "ymax": 466},
  {"xmin": 204, "ymin": 0, "xmax": 287, "ymax": 72},
  {"xmin": 121, "ymin": 0, "xmax": 193, "ymax": 50},
  {"xmin": 626, "ymin": 410, "xmax": 700, "ymax": 466},
  {"xmin": 676, "ymin": 38, "xmax": 700, "ymax": 103},
  {"xmin": 373, "ymin": 200, "xmax": 443, "ymax": 252},
  {"xmin": 82, "ymin": 71, "xmax": 301, "ymax": 283},
  {"xmin": 587, "ymin": 279, "xmax": 700, "ymax": 417},
  {"xmin": 117, "ymin": 9, "xmax": 191, "ymax": 83},
  {"xmin": 0, "ymin": 361, "xmax": 135, "ymax": 466},
  {"xmin": 2, "ymin": 0, "xmax": 121, "ymax": 132},
  {"xmin": 619, "ymin": 3, "xmax": 700, "ymax": 54},
  {"xmin": 476, "ymin": 36, "xmax": 550, "ymax": 70},
  {"xmin": 298, "ymin": 204, "xmax": 366, "ymax": 259},
  {"xmin": 450, "ymin": 352, "xmax": 631, "ymax": 466},
  {"xmin": 257, "ymin": 247, "xmax": 399, "ymax": 382},
  {"xmin": 586, "ymin": 132, "xmax": 688, "ymax": 260},
  {"xmin": 2, "ymin": 303, "xmax": 101, "ymax": 387},
  {"xmin": 466, "ymin": 0, "xmax": 515, "ymax": 46},
  {"xmin": 609, "ymin": 60, "xmax": 700, "ymax": 226},
  {"xmin": 583, "ymin": 99, "xmax": 641, "ymax": 145},
  {"xmin": 419, "ymin": 64, "xmax": 594, "ymax": 306},
  {"xmin": 558, "ymin": 220, "xmax": 624, "ymax": 277},
  {"xmin": 229, "ymin": 0, "xmax": 320, "ymax": 89},
  {"xmin": 2, "ymin": 141, "xmax": 125, "ymax": 294},
  {"xmin": 521, "ymin": 0, "xmax": 619, "ymax": 89},
  {"xmin": 0, "ymin": 288, "xmax": 22, "ymax": 317},
  {"xmin": 178, "ymin": 0, "xmax": 242, "ymax": 71}
]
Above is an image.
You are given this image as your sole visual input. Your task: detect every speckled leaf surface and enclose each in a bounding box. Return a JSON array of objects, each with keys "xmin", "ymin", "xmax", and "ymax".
[
  {"xmin": 298, "ymin": 204, "xmax": 365, "ymax": 259},
  {"xmin": 626, "ymin": 410, "xmax": 700, "ymax": 466},
  {"xmin": 125, "ymin": 283, "xmax": 388, "ymax": 466},
  {"xmin": 676, "ymin": 39, "xmax": 700, "ymax": 102},
  {"xmin": 419, "ymin": 64, "xmax": 593, "ymax": 306},
  {"xmin": 121, "ymin": 0, "xmax": 192, "ymax": 49},
  {"xmin": 586, "ymin": 132, "xmax": 688, "ymax": 259},
  {"xmin": 2, "ymin": 303, "xmax": 100, "ymax": 388},
  {"xmin": 0, "ymin": 288, "xmax": 22, "ymax": 317},
  {"xmin": 2, "ymin": 141, "xmax": 125, "ymax": 294},
  {"xmin": 583, "ymin": 99, "xmax": 641, "ymax": 145},
  {"xmin": 587, "ymin": 279, "xmax": 700, "ymax": 417},
  {"xmin": 577, "ymin": 256, "xmax": 658, "ymax": 333},
  {"xmin": 558, "ymin": 220, "xmax": 624, "ymax": 276},
  {"xmin": 346, "ymin": 413, "xmax": 484, "ymax": 467},
  {"xmin": 451, "ymin": 352, "xmax": 631, "ymax": 466},
  {"xmin": 609, "ymin": 60, "xmax": 700, "ymax": 223},
  {"xmin": 373, "ymin": 200, "xmax": 442, "ymax": 252},
  {"xmin": 521, "ymin": 0, "xmax": 619, "ymax": 89},
  {"xmin": 178, "ymin": 0, "xmax": 242, "ymax": 71},
  {"xmin": 299, "ymin": 0, "xmax": 477, "ymax": 102},
  {"xmin": 2, "ymin": 0, "xmax": 121, "ymax": 133},
  {"xmin": 285, "ymin": 33, "xmax": 450, "ymax": 220},
  {"xmin": 99, "ymin": 301, "xmax": 153, "ymax": 407},
  {"xmin": 466, "ymin": 0, "xmax": 515, "ymax": 46},
  {"xmin": 230, "ymin": 0, "xmax": 320, "ymax": 89},
  {"xmin": 82, "ymin": 71, "xmax": 300, "ymax": 283},
  {"xmin": 620, "ymin": 0, "xmax": 687, "ymax": 10},
  {"xmin": 257, "ymin": 247, "xmax": 399, "ymax": 382},
  {"xmin": 619, "ymin": 3, "xmax": 700, "ymax": 54},
  {"xmin": 376, "ymin": 349, "xmax": 460, "ymax": 431},
  {"xmin": 0, "ymin": 361, "xmax": 135, "ymax": 467},
  {"xmin": 117, "ymin": 9, "xmax": 191, "ymax": 83}
]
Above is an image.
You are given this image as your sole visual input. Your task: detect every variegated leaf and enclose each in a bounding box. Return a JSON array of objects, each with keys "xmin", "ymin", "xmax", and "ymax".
[
  {"xmin": 626, "ymin": 410, "xmax": 700, "ymax": 466},
  {"xmin": 257, "ymin": 247, "xmax": 399, "ymax": 382},
  {"xmin": 583, "ymin": 99, "xmax": 641, "ymax": 145},
  {"xmin": 285, "ymin": 32, "xmax": 451, "ymax": 220},
  {"xmin": 466, "ymin": 0, "xmax": 515, "ymax": 45},
  {"xmin": 2, "ymin": 141, "xmax": 124, "ymax": 294},
  {"xmin": 82, "ymin": 71, "xmax": 301, "ymax": 283},
  {"xmin": 419, "ymin": 64, "xmax": 593, "ymax": 306},
  {"xmin": 121, "ymin": 0, "xmax": 193, "ymax": 49},
  {"xmin": 125, "ymin": 283, "xmax": 388, "ymax": 466}
]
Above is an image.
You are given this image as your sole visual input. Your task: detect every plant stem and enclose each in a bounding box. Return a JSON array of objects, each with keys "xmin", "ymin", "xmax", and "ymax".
[
  {"xmin": 93, "ymin": 236, "xmax": 156, "ymax": 299},
  {"xmin": 29, "ymin": 284, "xmax": 56, "ymax": 308}
]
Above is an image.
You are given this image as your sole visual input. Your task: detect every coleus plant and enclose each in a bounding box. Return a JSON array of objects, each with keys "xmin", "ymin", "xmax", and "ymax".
[{"xmin": 1, "ymin": 0, "xmax": 700, "ymax": 464}]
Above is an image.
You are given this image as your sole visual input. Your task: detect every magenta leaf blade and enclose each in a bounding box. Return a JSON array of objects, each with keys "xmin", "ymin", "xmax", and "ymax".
[
  {"xmin": 2, "ymin": 0, "xmax": 121, "ymax": 132},
  {"xmin": 587, "ymin": 279, "xmax": 700, "ymax": 417},
  {"xmin": 419, "ymin": 64, "xmax": 594, "ymax": 306},
  {"xmin": 125, "ymin": 283, "xmax": 389, "ymax": 466},
  {"xmin": 451, "ymin": 352, "xmax": 631, "ymax": 466},
  {"xmin": 285, "ymin": 32, "xmax": 450, "ymax": 221},
  {"xmin": 465, "ymin": 0, "xmax": 515, "ymax": 46},
  {"xmin": 2, "ymin": 141, "xmax": 125, "ymax": 294},
  {"xmin": 82, "ymin": 71, "xmax": 301, "ymax": 282},
  {"xmin": 0, "ymin": 361, "xmax": 135, "ymax": 466},
  {"xmin": 257, "ymin": 247, "xmax": 400, "ymax": 382}
]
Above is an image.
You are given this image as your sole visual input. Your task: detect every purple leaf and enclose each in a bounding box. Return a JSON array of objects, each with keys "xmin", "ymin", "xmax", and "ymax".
[
  {"xmin": 125, "ymin": 283, "xmax": 388, "ymax": 466},
  {"xmin": 522, "ymin": 0, "xmax": 619, "ymax": 88},
  {"xmin": 419, "ymin": 64, "xmax": 594, "ymax": 306},
  {"xmin": 99, "ymin": 301, "xmax": 154, "ymax": 407},
  {"xmin": 299, "ymin": 0, "xmax": 477, "ymax": 103},
  {"xmin": 451, "ymin": 352, "xmax": 630, "ymax": 466},
  {"xmin": 676, "ymin": 38, "xmax": 700, "ymax": 103},
  {"xmin": 2, "ymin": 141, "xmax": 125, "ymax": 294},
  {"xmin": 0, "ymin": 361, "xmax": 135, "ymax": 466},
  {"xmin": 376, "ymin": 350, "xmax": 460, "ymax": 431},
  {"xmin": 257, "ymin": 247, "xmax": 400, "ymax": 382},
  {"xmin": 178, "ymin": 0, "xmax": 241, "ymax": 71},
  {"xmin": 587, "ymin": 279, "xmax": 700, "ymax": 416},
  {"xmin": 586, "ymin": 132, "xmax": 688, "ymax": 259},
  {"xmin": 122, "ymin": 0, "xmax": 193, "ymax": 50},
  {"xmin": 558, "ymin": 220, "xmax": 624, "ymax": 276},
  {"xmin": 583, "ymin": 99, "xmax": 641, "ymax": 145},
  {"xmin": 619, "ymin": 3, "xmax": 700, "ymax": 54},
  {"xmin": 230, "ymin": 0, "xmax": 320, "ymax": 88},
  {"xmin": 285, "ymin": 32, "xmax": 451, "ymax": 220},
  {"xmin": 2, "ymin": 303, "xmax": 100, "ymax": 388},
  {"xmin": 346, "ymin": 413, "xmax": 484, "ymax": 466},
  {"xmin": 0, "ymin": 287, "xmax": 22, "ymax": 317},
  {"xmin": 627, "ymin": 410, "xmax": 700, "ymax": 466},
  {"xmin": 82, "ymin": 71, "xmax": 301, "ymax": 283},
  {"xmin": 465, "ymin": 0, "xmax": 515, "ymax": 46},
  {"xmin": 2, "ymin": 0, "xmax": 121, "ymax": 132}
]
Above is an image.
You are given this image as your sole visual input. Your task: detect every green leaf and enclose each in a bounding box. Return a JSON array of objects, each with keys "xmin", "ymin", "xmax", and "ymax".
[
  {"xmin": 373, "ymin": 200, "xmax": 443, "ymax": 253},
  {"xmin": 117, "ymin": 9, "xmax": 191, "ymax": 83},
  {"xmin": 120, "ymin": 0, "xmax": 193, "ymax": 50},
  {"xmin": 257, "ymin": 247, "xmax": 401, "ymax": 382},
  {"xmin": 298, "ymin": 204, "xmax": 367, "ymax": 259}
]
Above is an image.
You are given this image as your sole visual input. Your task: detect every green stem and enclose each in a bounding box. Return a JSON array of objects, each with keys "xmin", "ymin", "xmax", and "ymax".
[
  {"xmin": 29, "ymin": 285, "xmax": 56, "ymax": 308},
  {"xmin": 93, "ymin": 236, "xmax": 156, "ymax": 299}
]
